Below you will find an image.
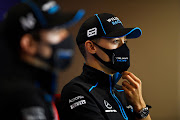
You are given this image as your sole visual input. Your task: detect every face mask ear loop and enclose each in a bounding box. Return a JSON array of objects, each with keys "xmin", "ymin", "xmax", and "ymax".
[{"xmin": 91, "ymin": 41, "xmax": 115, "ymax": 64}]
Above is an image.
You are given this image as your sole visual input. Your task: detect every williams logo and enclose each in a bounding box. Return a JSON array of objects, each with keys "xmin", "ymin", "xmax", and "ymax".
[
  {"xmin": 116, "ymin": 57, "xmax": 128, "ymax": 62},
  {"xmin": 104, "ymin": 100, "xmax": 117, "ymax": 113},
  {"xmin": 107, "ymin": 17, "xmax": 122, "ymax": 25},
  {"xmin": 42, "ymin": 1, "xmax": 59, "ymax": 14},
  {"xmin": 19, "ymin": 13, "xmax": 36, "ymax": 31}
]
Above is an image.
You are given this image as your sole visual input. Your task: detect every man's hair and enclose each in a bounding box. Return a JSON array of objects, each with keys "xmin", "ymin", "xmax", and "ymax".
[
  {"xmin": 2, "ymin": 28, "xmax": 42, "ymax": 61},
  {"xmin": 77, "ymin": 38, "xmax": 100, "ymax": 59},
  {"xmin": 78, "ymin": 43, "xmax": 86, "ymax": 58}
]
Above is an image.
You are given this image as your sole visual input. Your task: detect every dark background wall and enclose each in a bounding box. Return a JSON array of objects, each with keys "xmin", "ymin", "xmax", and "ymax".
[{"xmin": 57, "ymin": 0, "xmax": 180, "ymax": 119}]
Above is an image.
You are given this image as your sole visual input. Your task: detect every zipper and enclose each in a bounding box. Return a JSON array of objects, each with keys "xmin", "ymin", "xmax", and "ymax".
[{"xmin": 109, "ymin": 75, "xmax": 128, "ymax": 120}]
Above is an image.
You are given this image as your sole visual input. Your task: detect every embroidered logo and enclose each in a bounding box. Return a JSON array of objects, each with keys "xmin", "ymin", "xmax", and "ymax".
[
  {"xmin": 104, "ymin": 100, "xmax": 117, "ymax": 113},
  {"xmin": 106, "ymin": 17, "xmax": 122, "ymax": 25},
  {"xmin": 116, "ymin": 57, "xmax": 128, "ymax": 62},
  {"xmin": 19, "ymin": 13, "xmax": 36, "ymax": 31},
  {"xmin": 69, "ymin": 95, "xmax": 84, "ymax": 103},
  {"xmin": 87, "ymin": 27, "xmax": 97, "ymax": 37},
  {"xmin": 69, "ymin": 96, "xmax": 86, "ymax": 109},
  {"xmin": 126, "ymin": 105, "xmax": 134, "ymax": 112},
  {"xmin": 104, "ymin": 100, "xmax": 112, "ymax": 109},
  {"xmin": 70, "ymin": 100, "xmax": 86, "ymax": 109},
  {"xmin": 42, "ymin": 1, "xmax": 57, "ymax": 12}
]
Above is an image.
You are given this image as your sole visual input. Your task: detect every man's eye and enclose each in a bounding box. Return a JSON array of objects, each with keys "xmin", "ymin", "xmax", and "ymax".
[{"xmin": 113, "ymin": 40, "xmax": 120, "ymax": 44}]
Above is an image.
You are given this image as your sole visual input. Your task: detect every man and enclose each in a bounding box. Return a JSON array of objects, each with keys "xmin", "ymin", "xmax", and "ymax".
[
  {"xmin": 0, "ymin": 0, "xmax": 85, "ymax": 119},
  {"xmin": 59, "ymin": 13, "xmax": 151, "ymax": 120}
]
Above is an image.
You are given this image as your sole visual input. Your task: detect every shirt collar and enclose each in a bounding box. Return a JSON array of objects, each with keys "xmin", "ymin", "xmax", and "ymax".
[{"xmin": 81, "ymin": 64, "xmax": 122, "ymax": 88}]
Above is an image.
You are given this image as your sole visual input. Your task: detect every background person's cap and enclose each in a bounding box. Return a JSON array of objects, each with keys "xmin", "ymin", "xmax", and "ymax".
[
  {"xmin": 2, "ymin": 0, "xmax": 85, "ymax": 39},
  {"xmin": 76, "ymin": 13, "xmax": 142, "ymax": 45}
]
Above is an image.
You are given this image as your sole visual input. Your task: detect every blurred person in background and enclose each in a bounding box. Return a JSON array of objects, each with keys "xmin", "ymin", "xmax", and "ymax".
[
  {"xmin": 0, "ymin": 0, "xmax": 85, "ymax": 119},
  {"xmin": 0, "ymin": 0, "xmax": 21, "ymax": 21},
  {"xmin": 59, "ymin": 13, "xmax": 151, "ymax": 120}
]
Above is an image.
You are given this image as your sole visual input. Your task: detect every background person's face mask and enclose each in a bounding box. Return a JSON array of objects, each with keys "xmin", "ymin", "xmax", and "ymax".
[
  {"xmin": 47, "ymin": 34, "xmax": 74, "ymax": 70},
  {"xmin": 34, "ymin": 28, "xmax": 75, "ymax": 70},
  {"xmin": 34, "ymin": 31, "xmax": 75, "ymax": 94},
  {"xmin": 36, "ymin": 34, "xmax": 74, "ymax": 70},
  {"xmin": 92, "ymin": 42, "xmax": 130, "ymax": 74}
]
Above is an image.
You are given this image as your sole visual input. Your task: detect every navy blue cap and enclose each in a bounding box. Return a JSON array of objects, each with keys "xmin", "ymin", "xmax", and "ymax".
[
  {"xmin": 3, "ymin": 0, "xmax": 85, "ymax": 38},
  {"xmin": 76, "ymin": 13, "xmax": 141, "ymax": 45},
  {"xmin": 0, "ymin": 0, "xmax": 20, "ymax": 21}
]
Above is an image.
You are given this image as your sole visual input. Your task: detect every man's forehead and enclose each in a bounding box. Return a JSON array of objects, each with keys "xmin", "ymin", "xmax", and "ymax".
[
  {"xmin": 40, "ymin": 28, "xmax": 67, "ymax": 33},
  {"xmin": 101, "ymin": 36, "xmax": 126, "ymax": 41},
  {"xmin": 113, "ymin": 36, "xmax": 126, "ymax": 40},
  {"xmin": 40, "ymin": 28, "xmax": 69, "ymax": 44}
]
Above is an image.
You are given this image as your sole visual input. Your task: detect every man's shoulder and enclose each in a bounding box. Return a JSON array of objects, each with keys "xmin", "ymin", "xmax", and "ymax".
[
  {"xmin": 62, "ymin": 76, "xmax": 84, "ymax": 92},
  {"xmin": 61, "ymin": 75, "xmax": 93, "ymax": 98},
  {"xmin": 0, "ymin": 80, "xmax": 46, "ymax": 115},
  {"xmin": 0, "ymin": 80, "xmax": 42, "ymax": 101}
]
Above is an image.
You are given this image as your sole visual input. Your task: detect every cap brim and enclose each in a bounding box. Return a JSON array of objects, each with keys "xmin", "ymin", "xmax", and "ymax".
[
  {"xmin": 48, "ymin": 9, "xmax": 85, "ymax": 28},
  {"xmin": 103, "ymin": 27, "xmax": 142, "ymax": 39}
]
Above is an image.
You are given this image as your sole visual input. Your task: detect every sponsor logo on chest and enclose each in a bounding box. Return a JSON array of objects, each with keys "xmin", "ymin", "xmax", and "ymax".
[{"xmin": 104, "ymin": 100, "xmax": 117, "ymax": 113}]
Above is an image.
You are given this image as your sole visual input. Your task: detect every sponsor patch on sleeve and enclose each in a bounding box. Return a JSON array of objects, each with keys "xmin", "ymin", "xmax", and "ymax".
[
  {"xmin": 70, "ymin": 100, "xmax": 86, "ymax": 109},
  {"xmin": 69, "ymin": 95, "xmax": 86, "ymax": 109}
]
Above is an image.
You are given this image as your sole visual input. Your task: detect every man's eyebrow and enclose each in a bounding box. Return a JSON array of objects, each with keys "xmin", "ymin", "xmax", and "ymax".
[{"xmin": 113, "ymin": 38, "xmax": 121, "ymax": 40}]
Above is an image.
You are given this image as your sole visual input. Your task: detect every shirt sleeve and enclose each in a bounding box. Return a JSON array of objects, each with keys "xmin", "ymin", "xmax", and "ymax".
[{"xmin": 57, "ymin": 83, "xmax": 106, "ymax": 120}]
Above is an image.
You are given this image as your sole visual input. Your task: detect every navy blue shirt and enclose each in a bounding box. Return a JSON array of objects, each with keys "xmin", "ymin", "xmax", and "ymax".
[{"xmin": 58, "ymin": 64, "xmax": 136, "ymax": 120}]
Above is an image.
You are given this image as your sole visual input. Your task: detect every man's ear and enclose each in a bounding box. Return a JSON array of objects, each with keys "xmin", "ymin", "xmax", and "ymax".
[
  {"xmin": 20, "ymin": 34, "xmax": 38, "ymax": 55},
  {"xmin": 85, "ymin": 40, "xmax": 96, "ymax": 54}
]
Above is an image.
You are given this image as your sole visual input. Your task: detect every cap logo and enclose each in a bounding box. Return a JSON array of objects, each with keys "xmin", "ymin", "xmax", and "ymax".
[
  {"xmin": 87, "ymin": 27, "xmax": 97, "ymax": 37},
  {"xmin": 107, "ymin": 17, "xmax": 122, "ymax": 25},
  {"xmin": 19, "ymin": 13, "xmax": 36, "ymax": 31},
  {"xmin": 42, "ymin": 1, "xmax": 59, "ymax": 13}
]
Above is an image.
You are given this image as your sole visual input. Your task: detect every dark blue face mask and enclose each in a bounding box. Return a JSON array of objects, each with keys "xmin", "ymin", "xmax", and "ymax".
[
  {"xmin": 34, "ymin": 34, "xmax": 74, "ymax": 94},
  {"xmin": 92, "ymin": 42, "xmax": 130, "ymax": 74},
  {"xmin": 36, "ymin": 34, "xmax": 74, "ymax": 70},
  {"xmin": 48, "ymin": 34, "xmax": 74, "ymax": 70}
]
